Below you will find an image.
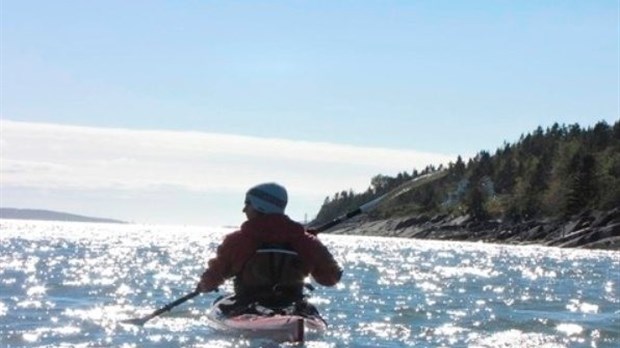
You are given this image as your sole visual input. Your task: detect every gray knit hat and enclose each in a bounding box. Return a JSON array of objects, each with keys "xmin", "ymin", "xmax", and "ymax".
[{"xmin": 245, "ymin": 182, "xmax": 288, "ymax": 214}]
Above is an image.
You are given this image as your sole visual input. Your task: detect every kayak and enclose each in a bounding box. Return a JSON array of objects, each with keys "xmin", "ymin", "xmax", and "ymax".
[{"xmin": 205, "ymin": 295, "xmax": 327, "ymax": 342}]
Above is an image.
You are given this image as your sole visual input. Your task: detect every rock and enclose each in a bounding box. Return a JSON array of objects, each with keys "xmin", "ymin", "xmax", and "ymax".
[
  {"xmin": 545, "ymin": 222, "xmax": 620, "ymax": 248},
  {"xmin": 591, "ymin": 208, "xmax": 620, "ymax": 228},
  {"xmin": 580, "ymin": 236, "xmax": 620, "ymax": 249},
  {"xmin": 324, "ymin": 209, "xmax": 619, "ymax": 250}
]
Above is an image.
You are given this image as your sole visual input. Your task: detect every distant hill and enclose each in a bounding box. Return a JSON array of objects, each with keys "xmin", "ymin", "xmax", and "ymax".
[
  {"xmin": 0, "ymin": 208, "xmax": 127, "ymax": 224},
  {"xmin": 311, "ymin": 120, "xmax": 620, "ymax": 250},
  {"xmin": 314, "ymin": 120, "xmax": 620, "ymax": 224}
]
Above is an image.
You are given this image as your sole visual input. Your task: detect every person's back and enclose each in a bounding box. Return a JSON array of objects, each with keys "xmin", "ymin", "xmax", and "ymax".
[
  {"xmin": 196, "ymin": 183, "xmax": 342, "ymax": 316},
  {"xmin": 234, "ymin": 243, "xmax": 305, "ymax": 305}
]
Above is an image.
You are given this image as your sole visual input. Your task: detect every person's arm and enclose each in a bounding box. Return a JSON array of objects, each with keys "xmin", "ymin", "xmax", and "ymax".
[
  {"xmin": 196, "ymin": 234, "xmax": 237, "ymax": 292},
  {"xmin": 305, "ymin": 238, "xmax": 343, "ymax": 286}
]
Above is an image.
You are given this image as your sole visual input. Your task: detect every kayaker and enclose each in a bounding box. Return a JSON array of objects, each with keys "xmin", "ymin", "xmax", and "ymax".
[{"xmin": 196, "ymin": 182, "xmax": 343, "ymax": 316}]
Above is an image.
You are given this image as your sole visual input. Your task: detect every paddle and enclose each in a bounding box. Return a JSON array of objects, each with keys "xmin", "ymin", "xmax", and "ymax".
[
  {"xmin": 122, "ymin": 170, "xmax": 446, "ymax": 326},
  {"xmin": 310, "ymin": 170, "xmax": 448, "ymax": 234},
  {"xmin": 122, "ymin": 290, "xmax": 201, "ymax": 326}
]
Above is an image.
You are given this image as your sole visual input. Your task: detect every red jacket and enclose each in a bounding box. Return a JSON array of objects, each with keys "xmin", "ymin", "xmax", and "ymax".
[{"xmin": 198, "ymin": 214, "xmax": 342, "ymax": 292}]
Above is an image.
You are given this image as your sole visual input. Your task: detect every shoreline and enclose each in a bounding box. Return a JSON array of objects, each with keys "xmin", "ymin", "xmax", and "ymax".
[{"xmin": 325, "ymin": 208, "xmax": 620, "ymax": 250}]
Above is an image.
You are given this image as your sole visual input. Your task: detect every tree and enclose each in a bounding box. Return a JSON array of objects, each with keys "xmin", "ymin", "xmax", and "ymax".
[
  {"xmin": 419, "ymin": 185, "xmax": 439, "ymax": 211},
  {"xmin": 370, "ymin": 174, "xmax": 390, "ymax": 194},
  {"xmin": 598, "ymin": 150, "xmax": 620, "ymax": 209},
  {"xmin": 589, "ymin": 121, "xmax": 611, "ymax": 151},
  {"xmin": 466, "ymin": 178, "xmax": 489, "ymax": 220},
  {"xmin": 565, "ymin": 153, "xmax": 598, "ymax": 216},
  {"xmin": 495, "ymin": 151, "xmax": 516, "ymax": 194},
  {"xmin": 472, "ymin": 151, "xmax": 492, "ymax": 179},
  {"xmin": 451, "ymin": 155, "xmax": 466, "ymax": 178}
]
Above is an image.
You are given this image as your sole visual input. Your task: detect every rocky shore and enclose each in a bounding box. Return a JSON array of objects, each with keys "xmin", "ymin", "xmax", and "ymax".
[{"xmin": 326, "ymin": 208, "xmax": 620, "ymax": 250}]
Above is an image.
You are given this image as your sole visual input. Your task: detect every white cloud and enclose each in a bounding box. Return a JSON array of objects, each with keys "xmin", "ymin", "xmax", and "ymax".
[
  {"xmin": 1, "ymin": 120, "xmax": 455, "ymax": 193},
  {"xmin": 0, "ymin": 120, "xmax": 456, "ymax": 225}
]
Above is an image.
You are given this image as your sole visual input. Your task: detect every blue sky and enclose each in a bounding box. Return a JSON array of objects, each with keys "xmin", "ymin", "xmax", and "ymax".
[{"xmin": 1, "ymin": 1, "xmax": 618, "ymax": 226}]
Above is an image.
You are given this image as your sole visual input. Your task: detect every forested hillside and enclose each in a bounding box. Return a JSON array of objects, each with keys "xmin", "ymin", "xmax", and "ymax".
[{"xmin": 314, "ymin": 120, "xmax": 620, "ymax": 226}]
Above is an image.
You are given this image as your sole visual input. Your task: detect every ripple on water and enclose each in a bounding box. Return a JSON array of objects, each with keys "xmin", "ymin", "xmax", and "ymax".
[{"xmin": 1, "ymin": 220, "xmax": 619, "ymax": 347}]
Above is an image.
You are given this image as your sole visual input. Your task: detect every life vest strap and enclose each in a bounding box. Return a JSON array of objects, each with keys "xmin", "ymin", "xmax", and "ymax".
[{"xmin": 256, "ymin": 248, "xmax": 298, "ymax": 256}]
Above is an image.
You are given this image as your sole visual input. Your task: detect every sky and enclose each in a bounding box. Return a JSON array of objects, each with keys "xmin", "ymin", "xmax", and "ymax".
[{"xmin": 1, "ymin": 1, "xmax": 618, "ymax": 227}]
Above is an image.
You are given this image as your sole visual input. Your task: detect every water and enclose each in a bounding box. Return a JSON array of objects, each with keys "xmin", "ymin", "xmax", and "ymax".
[{"xmin": 0, "ymin": 220, "xmax": 618, "ymax": 348}]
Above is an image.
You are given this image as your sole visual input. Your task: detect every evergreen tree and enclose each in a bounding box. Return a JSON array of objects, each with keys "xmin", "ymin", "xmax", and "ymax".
[
  {"xmin": 466, "ymin": 178, "xmax": 489, "ymax": 220},
  {"xmin": 495, "ymin": 148, "xmax": 516, "ymax": 194},
  {"xmin": 589, "ymin": 121, "xmax": 611, "ymax": 151},
  {"xmin": 565, "ymin": 153, "xmax": 598, "ymax": 215},
  {"xmin": 451, "ymin": 155, "xmax": 466, "ymax": 177}
]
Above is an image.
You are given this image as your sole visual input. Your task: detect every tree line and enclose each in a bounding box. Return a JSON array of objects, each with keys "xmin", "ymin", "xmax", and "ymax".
[{"xmin": 313, "ymin": 120, "xmax": 620, "ymax": 225}]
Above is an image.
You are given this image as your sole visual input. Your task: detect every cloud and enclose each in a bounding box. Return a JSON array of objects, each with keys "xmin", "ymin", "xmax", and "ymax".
[
  {"xmin": 0, "ymin": 120, "xmax": 459, "ymax": 225},
  {"xmin": 1, "ymin": 120, "xmax": 456, "ymax": 196}
]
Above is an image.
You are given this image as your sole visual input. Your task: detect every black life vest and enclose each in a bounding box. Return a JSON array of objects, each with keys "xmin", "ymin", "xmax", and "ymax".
[{"xmin": 234, "ymin": 243, "xmax": 306, "ymax": 306}]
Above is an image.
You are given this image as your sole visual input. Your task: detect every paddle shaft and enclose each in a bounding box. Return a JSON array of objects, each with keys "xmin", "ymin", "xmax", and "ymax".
[
  {"xmin": 123, "ymin": 290, "xmax": 200, "ymax": 325},
  {"xmin": 313, "ymin": 207, "xmax": 364, "ymax": 232},
  {"xmin": 311, "ymin": 170, "xmax": 447, "ymax": 234},
  {"xmin": 148, "ymin": 290, "xmax": 199, "ymax": 320}
]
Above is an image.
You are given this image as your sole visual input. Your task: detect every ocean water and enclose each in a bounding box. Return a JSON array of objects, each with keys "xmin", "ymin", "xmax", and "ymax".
[{"xmin": 0, "ymin": 220, "xmax": 618, "ymax": 348}]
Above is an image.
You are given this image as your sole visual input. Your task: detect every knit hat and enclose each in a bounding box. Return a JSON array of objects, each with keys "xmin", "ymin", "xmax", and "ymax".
[{"xmin": 245, "ymin": 182, "xmax": 288, "ymax": 214}]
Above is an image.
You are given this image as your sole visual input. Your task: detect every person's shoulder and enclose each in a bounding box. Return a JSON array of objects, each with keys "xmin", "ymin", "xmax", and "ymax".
[
  {"xmin": 247, "ymin": 214, "xmax": 303, "ymax": 229},
  {"xmin": 283, "ymin": 217, "xmax": 308, "ymax": 235},
  {"xmin": 222, "ymin": 227, "xmax": 247, "ymax": 243}
]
